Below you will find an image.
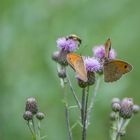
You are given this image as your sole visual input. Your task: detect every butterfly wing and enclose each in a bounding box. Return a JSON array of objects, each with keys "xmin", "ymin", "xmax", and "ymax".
[
  {"xmin": 74, "ymin": 56, "xmax": 87, "ymax": 82},
  {"xmin": 105, "ymin": 38, "xmax": 111, "ymax": 59},
  {"xmin": 104, "ymin": 60, "xmax": 132, "ymax": 82},
  {"xmin": 67, "ymin": 53, "xmax": 87, "ymax": 82}
]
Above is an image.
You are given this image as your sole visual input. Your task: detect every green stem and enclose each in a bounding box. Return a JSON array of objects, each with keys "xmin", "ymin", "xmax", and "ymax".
[
  {"xmin": 57, "ymin": 65, "xmax": 73, "ymax": 140},
  {"xmin": 81, "ymin": 88, "xmax": 86, "ymax": 125},
  {"xmin": 32, "ymin": 117, "xmax": 37, "ymax": 140},
  {"xmin": 67, "ymin": 73, "xmax": 81, "ymax": 110},
  {"xmin": 87, "ymin": 77, "xmax": 101, "ymax": 126},
  {"xmin": 111, "ymin": 117, "xmax": 130, "ymax": 140},
  {"xmin": 116, "ymin": 118, "xmax": 126, "ymax": 140},
  {"xmin": 37, "ymin": 121, "xmax": 41, "ymax": 140},
  {"xmin": 63, "ymin": 79, "xmax": 73, "ymax": 140},
  {"xmin": 27, "ymin": 121, "xmax": 34, "ymax": 136},
  {"xmin": 81, "ymin": 87, "xmax": 89, "ymax": 140}
]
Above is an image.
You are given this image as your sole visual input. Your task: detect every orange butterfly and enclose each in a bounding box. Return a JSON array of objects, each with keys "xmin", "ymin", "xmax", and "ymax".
[
  {"xmin": 67, "ymin": 53, "xmax": 87, "ymax": 82},
  {"xmin": 103, "ymin": 39, "xmax": 133, "ymax": 82}
]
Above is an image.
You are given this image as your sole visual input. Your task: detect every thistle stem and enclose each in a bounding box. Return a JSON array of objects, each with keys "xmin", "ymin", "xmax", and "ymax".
[
  {"xmin": 37, "ymin": 121, "xmax": 41, "ymax": 140},
  {"xmin": 111, "ymin": 117, "xmax": 130, "ymax": 140},
  {"xmin": 81, "ymin": 87, "xmax": 89, "ymax": 140},
  {"xmin": 67, "ymin": 73, "xmax": 81, "ymax": 110},
  {"xmin": 31, "ymin": 117, "xmax": 37, "ymax": 140},
  {"xmin": 87, "ymin": 77, "xmax": 101, "ymax": 126},
  {"xmin": 27, "ymin": 121, "xmax": 34, "ymax": 136},
  {"xmin": 63, "ymin": 79, "xmax": 73, "ymax": 140},
  {"xmin": 115, "ymin": 118, "xmax": 126, "ymax": 140},
  {"xmin": 57, "ymin": 64, "xmax": 73, "ymax": 140}
]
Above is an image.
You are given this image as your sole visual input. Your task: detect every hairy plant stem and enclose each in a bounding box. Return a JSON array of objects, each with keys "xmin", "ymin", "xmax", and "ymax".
[
  {"xmin": 27, "ymin": 117, "xmax": 43, "ymax": 140},
  {"xmin": 32, "ymin": 117, "xmax": 37, "ymax": 140},
  {"xmin": 111, "ymin": 117, "xmax": 130, "ymax": 140},
  {"xmin": 37, "ymin": 121, "xmax": 41, "ymax": 140},
  {"xmin": 67, "ymin": 73, "xmax": 81, "ymax": 110},
  {"xmin": 57, "ymin": 65, "xmax": 73, "ymax": 140},
  {"xmin": 63, "ymin": 78, "xmax": 73, "ymax": 140},
  {"xmin": 27, "ymin": 121, "xmax": 34, "ymax": 137},
  {"xmin": 81, "ymin": 87, "xmax": 89, "ymax": 140},
  {"xmin": 87, "ymin": 77, "xmax": 101, "ymax": 126},
  {"xmin": 116, "ymin": 118, "xmax": 125, "ymax": 140}
]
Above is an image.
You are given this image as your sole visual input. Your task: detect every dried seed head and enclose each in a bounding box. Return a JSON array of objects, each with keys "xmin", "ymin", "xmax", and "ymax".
[
  {"xmin": 23, "ymin": 111, "xmax": 33, "ymax": 121},
  {"xmin": 36, "ymin": 112, "xmax": 45, "ymax": 120},
  {"xmin": 119, "ymin": 98, "xmax": 134, "ymax": 119},
  {"xmin": 25, "ymin": 97, "xmax": 38, "ymax": 114}
]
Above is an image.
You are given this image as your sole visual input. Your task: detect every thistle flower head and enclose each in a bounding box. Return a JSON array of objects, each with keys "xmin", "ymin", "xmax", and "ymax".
[
  {"xmin": 23, "ymin": 111, "xmax": 33, "ymax": 121},
  {"xmin": 57, "ymin": 37, "xmax": 79, "ymax": 52},
  {"xmin": 36, "ymin": 112, "xmax": 45, "ymax": 120},
  {"xmin": 133, "ymin": 105, "xmax": 140, "ymax": 114},
  {"xmin": 93, "ymin": 45, "xmax": 116, "ymax": 60},
  {"xmin": 112, "ymin": 102, "xmax": 121, "ymax": 112},
  {"xmin": 119, "ymin": 98, "xmax": 134, "ymax": 119},
  {"xmin": 52, "ymin": 51, "xmax": 60, "ymax": 62},
  {"xmin": 84, "ymin": 57, "xmax": 102, "ymax": 72},
  {"xmin": 112, "ymin": 98, "xmax": 121, "ymax": 104},
  {"xmin": 25, "ymin": 97, "xmax": 38, "ymax": 115},
  {"xmin": 77, "ymin": 57, "xmax": 101, "ymax": 87},
  {"xmin": 58, "ymin": 68, "xmax": 66, "ymax": 79}
]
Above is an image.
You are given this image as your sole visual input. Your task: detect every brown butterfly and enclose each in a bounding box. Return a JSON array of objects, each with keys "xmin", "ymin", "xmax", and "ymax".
[
  {"xmin": 103, "ymin": 39, "xmax": 133, "ymax": 82},
  {"xmin": 67, "ymin": 53, "xmax": 87, "ymax": 82}
]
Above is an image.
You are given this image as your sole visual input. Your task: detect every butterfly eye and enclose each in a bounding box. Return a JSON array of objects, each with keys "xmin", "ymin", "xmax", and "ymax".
[{"xmin": 124, "ymin": 65, "xmax": 128, "ymax": 69}]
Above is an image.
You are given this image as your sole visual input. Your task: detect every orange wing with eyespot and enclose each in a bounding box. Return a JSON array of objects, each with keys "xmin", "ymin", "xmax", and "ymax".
[
  {"xmin": 67, "ymin": 53, "xmax": 87, "ymax": 82},
  {"xmin": 104, "ymin": 59, "xmax": 132, "ymax": 82}
]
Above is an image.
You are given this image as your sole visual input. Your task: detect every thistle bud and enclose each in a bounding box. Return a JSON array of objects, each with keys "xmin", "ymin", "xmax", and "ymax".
[
  {"xmin": 23, "ymin": 111, "xmax": 33, "ymax": 121},
  {"xmin": 52, "ymin": 51, "xmax": 60, "ymax": 62},
  {"xmin": 110, "ymin": 112, "xmax": 118, "ymax": 121},
  {"xmin": 57, "ymin": 49, "xmax": 69, "ymax": 66},
  {"xmin": 133, "ymin": 105, "xmax": 140, "ymax": 114},
  {"xmin": 77, "ymin": 78, "xmax": 88, "ymax": 88},
  {"xmin": 36, "ymin": 112, "xmax": 45, "ymax": 120},
  {"xmin": 112, "ymin": 98, "xmax": 120, "ymax": 104},
  {"xmin": 87, "ymin": 71, "xmax": 96, "ymax": 86},
  {"xmin": 25, "ymin": 97, "xmax": 38, "ymax": 114},
  {"xmin": 119, "ymin": 98, "xmax": 134, "ymax": 119},
  {"xmin": 58, "ymin": 68, "xmax": 66, "ymax": 79},
  {"xmin": 77, "ymin": 71, "xmax": 96, "ymax": 88},
  {"xmin": 112, "ymin": 102, "xmax": 121, "ymax": 112}
]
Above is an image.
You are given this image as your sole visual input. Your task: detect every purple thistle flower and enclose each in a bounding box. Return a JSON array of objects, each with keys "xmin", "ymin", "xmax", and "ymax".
[
  {"xmin": 93, "ymin": 45, "xmax": 116, "ymax": 60},
  {"xmin": 56, "ymin": 37, "xmax": 79, "ymax": 52},
  {"xmin": 84, "ymin": 57, "xmax": 102, "ymax": 72},
  {"xmin": 109, "ymin": 48, "xmax": 116, "ymax": 59}
]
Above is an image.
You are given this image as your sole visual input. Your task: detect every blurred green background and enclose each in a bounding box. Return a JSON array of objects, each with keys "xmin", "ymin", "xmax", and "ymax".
[{"xmin": 0, "ymin": 0, "xmax": 140, "ymax": 140}]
